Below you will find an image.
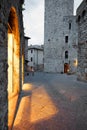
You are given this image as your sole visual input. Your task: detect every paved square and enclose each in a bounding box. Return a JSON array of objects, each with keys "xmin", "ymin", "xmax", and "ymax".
[{"xmin": 13, "ymin": 72, "xmax": 87, "ymax": 130}]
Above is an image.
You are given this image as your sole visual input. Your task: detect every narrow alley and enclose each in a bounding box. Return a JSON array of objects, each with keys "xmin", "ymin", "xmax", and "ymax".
[{"xmin": 12, "ymin": 72, "xmax": 87, "ymax": 130}]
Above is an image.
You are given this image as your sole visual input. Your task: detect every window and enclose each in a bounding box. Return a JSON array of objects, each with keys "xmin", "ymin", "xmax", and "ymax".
[
  {"xmin": 31, "ymin": 57, "xmax": 33, "ymax": 62},
  {"xmin": 65, "ymin": 51, "xmax": 68, "ymax": 59},
  {"xmin": 65, "ymin": 36, "xmax": 68, "ymax": 43},
  {"xmin": 69, "ymin": 23, "xmax": 71, "ymax": 30},
  {"xmin": 78, "ymin": 15, "xmax": 81, "ymax": 22},
  {"xmin": 31, "ymin": 49, "xmax": 33, "ymax": 53},
  {"xmin": 82, "ymin": 10, "xmax": 86, "ymax": 18}
]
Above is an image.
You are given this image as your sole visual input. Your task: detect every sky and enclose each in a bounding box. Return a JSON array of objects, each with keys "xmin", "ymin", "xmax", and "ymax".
[{"xmin": 23, "ymin": 0, "xmax": 83, "ymax": 45}]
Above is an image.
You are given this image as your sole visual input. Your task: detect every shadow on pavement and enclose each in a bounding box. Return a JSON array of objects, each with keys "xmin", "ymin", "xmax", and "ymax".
[{"xmin": 12, "ymin": 72, "xmax": 87, "ymax": 130}]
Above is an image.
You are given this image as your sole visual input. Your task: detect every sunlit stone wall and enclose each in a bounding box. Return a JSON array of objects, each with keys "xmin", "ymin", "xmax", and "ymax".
[
  {"xmin": 76, "ymin": 0, "xmax": 87, "ymax": 82},
  {"xmin": 0, "ymin": 0, "xmax": 24, "ymax": 129}
]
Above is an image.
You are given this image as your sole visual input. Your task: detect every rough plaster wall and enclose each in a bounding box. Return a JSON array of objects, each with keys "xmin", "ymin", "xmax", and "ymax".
[
  {"xmin": 0, "ymin": 0, "xmax": 24, "ymax": 129},
  {"xmin": 77, "ymin": 0, "xmax": 87, "ymax": 81},
  {"xmin": 44, "ymin": 0, "xmax": 74, "ymax": 72}
]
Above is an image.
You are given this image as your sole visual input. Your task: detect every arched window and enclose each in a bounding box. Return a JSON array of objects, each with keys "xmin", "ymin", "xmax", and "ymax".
[
  {"xmin": 82, "ymin": 10, "xmax": 86, "ymax": 18},
  {"xmin": 65, "ymin": 51, "xmax": 68, "ymax": 59},
  {"xmin": 69, "ymin": 23, "xmax": 71, "ymax": 30}
]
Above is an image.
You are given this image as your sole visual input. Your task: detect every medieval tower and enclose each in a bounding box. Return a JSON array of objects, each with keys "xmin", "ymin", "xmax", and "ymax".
[{"xmin": 44, "ymin": 0, "xmax": 77, "ymax": 73}]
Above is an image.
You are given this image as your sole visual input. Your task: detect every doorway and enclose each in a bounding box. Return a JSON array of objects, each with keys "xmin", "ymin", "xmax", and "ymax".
[
  {"xmin": 64, "ymin": 63, "xmax": 69, "ymax": 73},
  {"xmin": 8, "ymin": 7, "xmax": 21, "ymax": 129},
  {"xmin": 8, "ymin": 7, "xmax": 20, "ymax": 94}
]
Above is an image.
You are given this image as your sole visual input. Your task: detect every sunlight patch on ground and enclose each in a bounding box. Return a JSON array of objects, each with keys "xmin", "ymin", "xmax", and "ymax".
[
  {"xmin": 13, "ymin": 96, "xmax": 31, "ymax": 126},
  {"xmin": 13, "ymin": 85, "xmax": 58, "ymax": 128},
  {"xmin": 30, "ymin": 86, "xmax": 58, "ymax": 123},
  {"xmin": 22, "ymin": 83, "xmax": 34, "ymax": 91}
]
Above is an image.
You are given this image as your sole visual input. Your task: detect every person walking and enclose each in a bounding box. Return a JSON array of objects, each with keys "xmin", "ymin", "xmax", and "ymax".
[{"xmin": 31, "ymin": 67, "xmax": 34, "ymax": 76}]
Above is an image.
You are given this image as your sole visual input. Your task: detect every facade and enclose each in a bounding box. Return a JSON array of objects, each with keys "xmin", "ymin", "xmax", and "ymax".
[
  {"xmin": 63, "ymin": 16, "xmax": 78, "ymax": 73},
  {"xmin": 24, "ymin": 36, "xmax": 30, "ymax": 73},
  {"xmin": 28, "ymin": 45, "xmax": 44, "ymax": 71},
  {"xmin": 0, "ymin": 0, "xmax": 24, "ymax": 129},
  {"xmin": 24, "ymin": 36, "xmax": 30, "ymax": 61},
  {"xmin": 76, "ymin": 0, "xmax": 87, "ymax": 81},
  {"xmin": 44, "ymin": 0, "xmax": 78, "ymax": 73}
]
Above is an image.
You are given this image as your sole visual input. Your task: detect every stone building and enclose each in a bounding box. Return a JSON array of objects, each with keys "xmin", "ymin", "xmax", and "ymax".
[
  {"xmin": 76, "ymin": 0, "xmax": 87, "ymax": 81},
  {"xmin": 44, "ymin": 0, "xmax": 78, "ymax": 73},
  {"xmin": 63, "ymin": 16, "xmax": 78, "ymax": 73},
  {"xmin": 28, "ymin": 45, "xmax": 44, "ymax": 71},
  {"xmin": 24, "ymin": 36, "xmax": 30, "ymax": 73},
  {"xmin": 24, "ymin": 36, "xmax": 30, "ymax": 61},
  {"xmin": 0, "ymin": 0, "xmax": 24, "ymax": 129}
]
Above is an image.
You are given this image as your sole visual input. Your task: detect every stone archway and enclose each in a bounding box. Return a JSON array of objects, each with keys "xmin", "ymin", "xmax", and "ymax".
[
  {"xmin": 8, "ymin": 7, "xmax": 20, "ymax": 94},
  {"xmin": 8, "ymin": 7, "xmax": 21, "ymax": 129}
]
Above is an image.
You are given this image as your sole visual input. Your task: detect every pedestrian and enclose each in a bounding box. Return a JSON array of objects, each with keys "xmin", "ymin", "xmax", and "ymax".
[{"xmin": 31, "ymin": 67, "xmax": 34, "ymax": 76}]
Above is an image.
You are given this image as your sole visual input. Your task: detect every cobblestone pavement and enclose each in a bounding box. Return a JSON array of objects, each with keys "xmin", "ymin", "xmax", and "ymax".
[{"xmin": 12, "ymin": 72, "xmax": 87, "ymax": 130}]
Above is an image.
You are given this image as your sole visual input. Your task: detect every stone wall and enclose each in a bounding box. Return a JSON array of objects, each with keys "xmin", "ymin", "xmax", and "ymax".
[
  {"xmin": 0, "ymin": 0, "xmax": 24, "ymax": 129},
  {"xmin": 44, "ymin": 0, "xmax": 74, "ymax": 73},
  {"xmin": 63, "ymin": 16, "xmax": 78, "ymax": 73},
  {"xmin": 76, "ymin": 0, "xmax": 87, "ymax": 81}
]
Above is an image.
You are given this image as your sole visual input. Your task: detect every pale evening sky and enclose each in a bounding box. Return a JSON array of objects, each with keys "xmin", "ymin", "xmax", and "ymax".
[{"xmin": 23, "ymin": 0, "xmax": 83, "ymax": 45}]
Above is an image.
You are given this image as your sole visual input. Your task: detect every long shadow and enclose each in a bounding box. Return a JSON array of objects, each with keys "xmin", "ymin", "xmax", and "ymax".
[
  {"xmin": 13, "ymin": 72, "xmax": 87, "ymax": 130},
  {"xmin": 12, "ymin": 88, "xmax": 32, "ymax": 130}
]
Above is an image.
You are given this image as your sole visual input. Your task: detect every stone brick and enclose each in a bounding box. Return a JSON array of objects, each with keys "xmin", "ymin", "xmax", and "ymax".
[{"xmin": 76, "ymin": 0, "xmax": 87, "ymax": 82}]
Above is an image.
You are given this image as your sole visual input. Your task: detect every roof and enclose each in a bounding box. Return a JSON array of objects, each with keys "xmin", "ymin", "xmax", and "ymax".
[
  {"xmin": 24, "ymin": 36, "xmax": 31, "ymax": 39},
  {"xmin": 28, "ymin": 45, "xmax": 44, "ymax": 51}
]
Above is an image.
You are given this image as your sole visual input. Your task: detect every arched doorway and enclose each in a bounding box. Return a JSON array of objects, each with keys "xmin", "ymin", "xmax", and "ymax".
[
  {"xmin": 64, "ymin": 63, "xmax": 69, "ymax": 73},
  {"xmin": 8, "ymin": 7, "xmax": 20, "ymax": 94},
  {"xmin": 8, "ymin": 7, "xmax": 21, "ymax": 129}
]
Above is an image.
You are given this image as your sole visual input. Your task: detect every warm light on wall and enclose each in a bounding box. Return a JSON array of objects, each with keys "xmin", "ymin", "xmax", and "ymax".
[
  {"xmin": 8, "ymin": 32, "xmax": 20, "ymax": 93},
  {"xmin": 73, "ymin": 59, "xmax": 78, "ymax": 67},
  {"xmin": 8, "ymin": 33, "xmax": 14, "ymax": 93},
  {"xmin": 8, "ymin": 7, "xmax": 21, "ymax": 130}
]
